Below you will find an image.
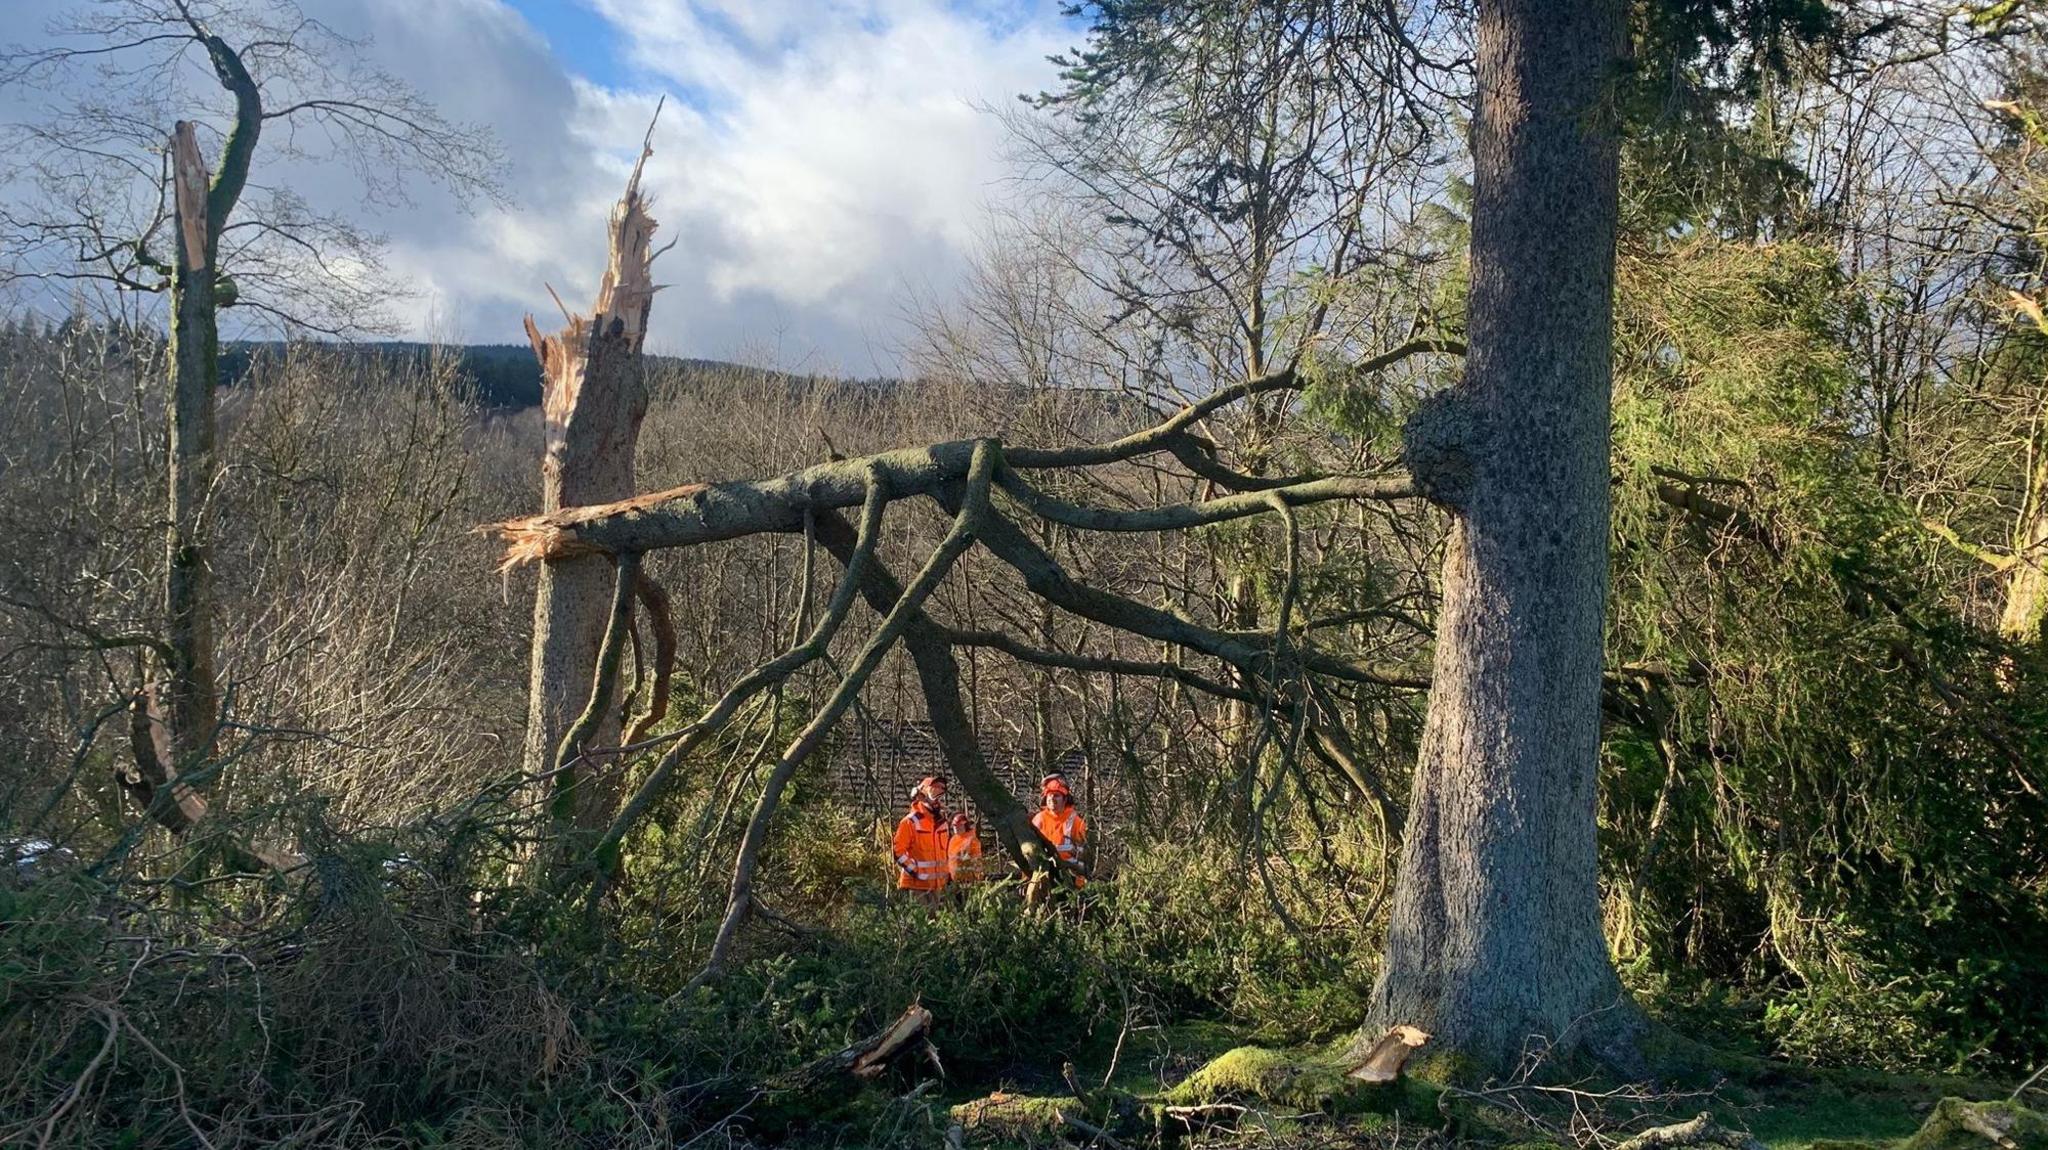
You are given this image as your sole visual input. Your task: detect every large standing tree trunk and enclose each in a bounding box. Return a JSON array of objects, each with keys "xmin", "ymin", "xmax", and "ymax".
[
  {"xmin": 1359, "ymin": 0, "xmax": 1638, "ymax": 1073},
  {"xmin": 522, "ymin": 150, "xmax": 658, "ymax": 831}
]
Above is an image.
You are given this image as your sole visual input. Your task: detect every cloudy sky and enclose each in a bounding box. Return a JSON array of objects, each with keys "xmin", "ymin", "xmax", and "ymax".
[{"xmin": 4, "ymin": 0, "xmax": 1082, "ymax": 375}]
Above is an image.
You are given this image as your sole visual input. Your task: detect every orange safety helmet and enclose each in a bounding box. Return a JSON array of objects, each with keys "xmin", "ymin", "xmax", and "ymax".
[
  {"xmin": 950, "ymin": 812, "xmax": 974, "ymax": 833},
  {"xmin": 912, "ymin": 774, "xmax": 950, "ymax": 803},
  {"xmin": 1040, "ymin": 773, "xmax": 1071, "ymax": 799}
]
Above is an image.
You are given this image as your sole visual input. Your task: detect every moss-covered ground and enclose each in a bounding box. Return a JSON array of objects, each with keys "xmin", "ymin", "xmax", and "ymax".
[{"xmin": 938, "ymin": 1019, "xmax": 2043, "ymax": 1150}]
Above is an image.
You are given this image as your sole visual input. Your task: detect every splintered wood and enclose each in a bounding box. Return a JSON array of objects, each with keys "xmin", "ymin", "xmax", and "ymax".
[
  {"xmin": 521, "ymin": 125, "xmax": 661, "ymax": 477},
  {"xmin": 851, "ymin": 1004, "xmax": 937, "ymax": 1078},
  {"xmin": 773, "ymin": 1004, "xmax": 938, "ymax": 1093},
  {"xmin": 170, "ymin": 121, "xmax": 208, "ymax": 269},
  {"xmin": 517, "ymin": 105, "xmax": 666, "ymax": 804},
  {"xmin": 492, "ymin": 481, "xmax": 707, "ymax": 571},
  {"xmin": 1346, "ymin": 1024, "xmax": 1430, "ymax": 1083}
]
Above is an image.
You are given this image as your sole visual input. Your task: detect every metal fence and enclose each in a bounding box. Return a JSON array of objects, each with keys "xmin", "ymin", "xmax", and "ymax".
[{"xmin": 818, "ymin": 716, "xmax": 1130, "ymax": 827}]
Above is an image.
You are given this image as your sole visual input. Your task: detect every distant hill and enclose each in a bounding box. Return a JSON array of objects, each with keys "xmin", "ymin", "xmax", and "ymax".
[{"xmin": 219, "ymin": 341, "xmax": 848, "ymax": 410}]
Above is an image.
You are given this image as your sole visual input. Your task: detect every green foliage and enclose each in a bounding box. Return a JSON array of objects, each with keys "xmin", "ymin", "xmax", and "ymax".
[
  {"xmin": 1100, "ymin": 842, "xmax": 1380, "ymax": 1045},
  {"xmin": 1603, "ymin": 235, "xmax": 2048, "ymax": 1074}
]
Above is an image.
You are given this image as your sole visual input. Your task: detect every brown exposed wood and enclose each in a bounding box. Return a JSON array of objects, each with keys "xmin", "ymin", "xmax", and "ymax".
[
  {"xmin": 1344, "ymin": 1024, "xmax": 1429, "ymax": 1083},
  {"xmin": 775, "ymin": 1004, "xmax": 936, "ymax": 1091},
  {"xmin": 169, "ymin": 122, "xmax": 208, "ymax": 272}
]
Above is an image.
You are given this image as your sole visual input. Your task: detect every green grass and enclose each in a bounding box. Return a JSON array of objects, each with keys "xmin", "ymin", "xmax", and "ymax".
[{"xmin": 1727, "ymin": 1065, "xmax": 2009, "ymax": 1149}]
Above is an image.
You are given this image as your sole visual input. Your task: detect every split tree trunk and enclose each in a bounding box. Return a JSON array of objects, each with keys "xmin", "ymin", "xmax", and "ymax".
[
  {"xmin": 522, "ymin": 151, "xmax": 659, "ymax": 830},
  {"xmin": 121, "ymin": 25, "xmax": 264, "ymax": 839},
  {"xmin": 1361, "ymin": 0, "xmax": 1639, "ymax": 1072},
  {"xmin": 123, "ymin": 100, "xmax": 255, "ymax": 832},
  {"xmin": 163, "ymin": 121, "xmax": 221, "ymax": 776}
]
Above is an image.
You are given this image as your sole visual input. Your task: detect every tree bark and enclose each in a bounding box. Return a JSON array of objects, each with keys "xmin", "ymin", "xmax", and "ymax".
[
  {"xmin": 162, "ymin": 120, "xmax": 223, "ymax": 785},
  {"xmin": 521, "ymin": 151, "xmax": 659, "ymax": 830},
  {"xmin": 1361, "ymin": 0, "xmax": 1639, "ymax": 1073}
]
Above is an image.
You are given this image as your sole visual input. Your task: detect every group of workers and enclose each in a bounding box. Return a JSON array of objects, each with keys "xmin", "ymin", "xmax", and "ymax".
[{"xmin": 889, "ymin": 772, "xmax": 1088, "ymax": 898}]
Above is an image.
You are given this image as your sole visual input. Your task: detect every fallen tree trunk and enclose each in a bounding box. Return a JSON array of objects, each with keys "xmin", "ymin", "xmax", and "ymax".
[{"xmin": 492, "ymin": 449, "xmax": 1417, "ymax": 568}]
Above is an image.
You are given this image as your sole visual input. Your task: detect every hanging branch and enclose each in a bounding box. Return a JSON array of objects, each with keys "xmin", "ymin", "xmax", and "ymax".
[
  {"xmin": 549, "ymin": 552, "xmax": 642, "ymax": 828},
  {"xmin": 588, "ymin": 471, "xmax": 893, "ymax": 872},
  {"xmin": 623, "ymin": 571, "xmax": 677, "ymax": 744},
  {"xmin": 693, "ymin": 441, "xmax": 999, "ymax": 983},
  {"xmin": 808, "ymin": 511, "xmax": 1079, "ymax": 877}
]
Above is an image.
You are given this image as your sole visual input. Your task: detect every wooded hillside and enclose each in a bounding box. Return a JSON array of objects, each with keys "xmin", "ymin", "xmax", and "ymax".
[{"xmin": 1, "ymin": 0, "xmax": 2046, "ymax": 1147}]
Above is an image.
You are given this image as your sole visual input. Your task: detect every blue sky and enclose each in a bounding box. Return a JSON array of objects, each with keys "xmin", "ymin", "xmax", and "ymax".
[
  {"xmin": 501, "ymin": 0, "xmax": 633, "ymax": 87},
  {"xmin": 0, "ymin": 0, "xmax": 1085, "ymax": 375}
]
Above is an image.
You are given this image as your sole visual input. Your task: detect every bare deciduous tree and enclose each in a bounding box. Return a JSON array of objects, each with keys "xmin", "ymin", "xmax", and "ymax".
[{"xmin": 0, "ymin": 0, "xmax": 500, "ymax": 843}]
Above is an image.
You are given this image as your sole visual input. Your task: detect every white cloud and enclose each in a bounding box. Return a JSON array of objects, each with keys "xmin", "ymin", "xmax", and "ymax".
[
  {"xmin": 0, "ymin": 0, "xmax": 1073, "ymax": 375},
  {"xmin": 382, "ymin": 0, "xmax": 1072, "ymax": 373}
]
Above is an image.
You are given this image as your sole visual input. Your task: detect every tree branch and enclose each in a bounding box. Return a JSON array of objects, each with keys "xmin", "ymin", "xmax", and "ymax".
[{"xmin": 694, "ymin": 441, "xmax": 997, "ymax": 982}]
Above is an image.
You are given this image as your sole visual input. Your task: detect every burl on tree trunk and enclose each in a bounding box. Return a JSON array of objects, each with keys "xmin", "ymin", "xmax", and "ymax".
[
  {"xmin": 522, "ymin": 137, "xmax": 661, "ymax": 831},
  {"xmin": 1360, "ymin": 0, "xmax": 1642, "ymax": 1072}
]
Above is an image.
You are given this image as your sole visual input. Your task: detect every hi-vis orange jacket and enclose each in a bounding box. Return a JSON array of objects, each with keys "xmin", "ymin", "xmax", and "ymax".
[
  {"xmin": 893, "ymin": 803, "xmax": 950, "ymax": 891},
  {"xmin": 1031, "ymin": 807, "xmax": 1087, "ymax": 886},
  {"xmin": 948, "ymin": 831, "xmax": 985, "ymax": 883}
]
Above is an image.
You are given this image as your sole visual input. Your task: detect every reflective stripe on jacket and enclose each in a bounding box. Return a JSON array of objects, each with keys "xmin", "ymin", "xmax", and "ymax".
[
  {"xmin": 948, "ymin": 832, "xmax": 985, "ymax": 883},
  {"xmin": 892, "ymin": 805, "xmax": 950, "ymax": 891},
  {"xmin": 1032, "ymin": 808, "xmax": 1086, "ymax": 860},
  {"xmin": 1031, "ymin": 807, "xmax": 1088, "ymax": 886}
]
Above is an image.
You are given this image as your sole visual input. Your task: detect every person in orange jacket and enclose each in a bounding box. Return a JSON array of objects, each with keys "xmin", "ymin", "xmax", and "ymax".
[
  {"xmin": 947, "ymin": 812, "xmax": 986, "ymax": 888},
  {"xmin": 1030, "ymin": 773, "xmax": 1088, "ymax": 889},
  {"xmin": 892, "ymin": 775, "xmax": 951, "ymax": 899}
]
